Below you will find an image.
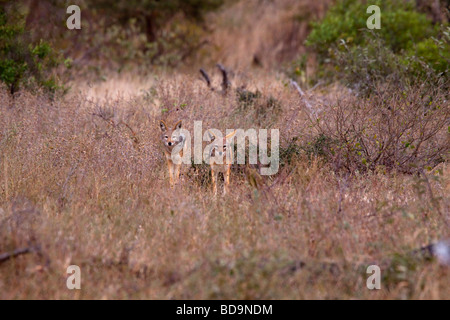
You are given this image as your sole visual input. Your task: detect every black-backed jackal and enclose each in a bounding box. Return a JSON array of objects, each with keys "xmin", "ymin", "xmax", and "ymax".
[
  {"xmin": 159, "ymin": 120, "xmax": 184, "ymax": 188},
  {"xmin": 208, "ymin": 130, "xmax": 237, "ymax": 195}
]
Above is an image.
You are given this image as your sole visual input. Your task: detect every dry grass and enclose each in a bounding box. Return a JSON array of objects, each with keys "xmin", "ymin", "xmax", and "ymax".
[{"xmin": 0, "ymin": 72, "xmax": 449, "ymax": 299}]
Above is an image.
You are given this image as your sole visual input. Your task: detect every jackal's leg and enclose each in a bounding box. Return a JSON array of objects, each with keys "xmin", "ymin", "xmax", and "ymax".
[
  {"xmin": 174, "ymin": 164, "xmax": 181, "ymax": 185},
  {"xmin": 167, "ymin": 159, "xmax": 174, "ymax": 188},
  {"xmin": 211, "ymin": 168, "xmax": 218, "ymax": 196},
  {"xmin": 224, "ymin": 166, "xmax": 231, "ymax": 195}
]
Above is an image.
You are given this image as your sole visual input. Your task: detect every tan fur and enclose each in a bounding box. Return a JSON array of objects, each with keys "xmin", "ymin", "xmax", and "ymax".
[
  {"xmin": 159, "ymin": 120, "xmax": 184, "ymax": 188},
  {"xmin": 208, "ymin": 130, "xmax": 237, "ymax": 195}
]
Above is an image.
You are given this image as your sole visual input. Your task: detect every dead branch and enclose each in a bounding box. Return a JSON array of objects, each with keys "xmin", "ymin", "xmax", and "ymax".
[
  {"xmin": 217, "ymin": 63, "xmax": 230, "ymax": 93},
  {"xmin": 0, "ymin": 247, "xmax": 35, "ymax": 264},
  {"xmin": 121, "ymin": 122, "xmax": 140, "ymax": 145},
  {"xmin": 92, "ymin": 112, "xmax": 139, "ymax": 146},
  {"xmin": 199, "ymin": 68, "xmax": 212, "ymax": 90},
  {"xmin": 92, "ymin": 111, "xmax": 114, "ymax": 124},
  {"xmin": 290, "ymin": 79, "xmax": 314, "ymax": 114},
  {"xmin": 199, "ymin": 64, "xmax": 232, "ymax": 94}
]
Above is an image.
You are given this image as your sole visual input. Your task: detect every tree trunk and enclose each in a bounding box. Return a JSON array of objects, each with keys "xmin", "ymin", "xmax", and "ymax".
[{"xmin": 145, "ymin": 13, "xmax": 157, "ymax": 43}]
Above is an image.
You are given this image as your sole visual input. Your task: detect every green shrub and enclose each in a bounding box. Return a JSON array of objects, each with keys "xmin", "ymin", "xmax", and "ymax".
[
  {"xmin": 0, "ymin": 7, "xmax": 63, "ymax": 95},
  {"xmin": 279, "ymin": 137, "xmax": 302, "ymax": 168},
  {"xmin": 280, "ymin": 134, "xmax": 338, "ymax": 169},
  {"xmin": 306, "ymin": 0, "xmax": 449, "ymax": 89},
  {"xmin": 334, "ymin": 34, "xmax": 409, "ymax": 94},
  {"xmin": 303, "ymin": 134, "xmax": 336, "ymax": 161},
  {"xmin": 406, "ymin": 28, "xmax": 450, "ymax": 77},
  {"xmin": 236, "ymin": 89, "xmax": 282, "ymax": 126},
  {"xmin": 307, "ymin": 0, "xmax": 435, "ymax": 57}
]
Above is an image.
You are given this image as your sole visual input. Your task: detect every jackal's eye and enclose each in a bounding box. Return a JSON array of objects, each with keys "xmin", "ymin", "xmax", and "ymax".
[
  {"xmin": 164, "ymin": 135, "xmax": 168, "ymax": 139},
  {"xmin": 223, "ymin": 145, "xmax": 227, "ymax": 150}
]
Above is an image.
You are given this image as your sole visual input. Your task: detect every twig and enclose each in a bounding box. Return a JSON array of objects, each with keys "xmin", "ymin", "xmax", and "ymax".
[
  {"xmin": 121, "ymin": 122, "xmax": 140, "ymax": 145},
  {"xmin": 0, "ymin": 247, "xmax": 34, "ymax": 264},
  {"xmin": 92, "ymin": 111, "xmax": 113, "ymax": 124},
  {"xmin": 92, "ymin": 112, "xmax": 139, "ymax": 146},
  {"xmin": 337, "ymin": 174, "xmax": 348, "ymax": 214},
  {"xmin": 4, "ymin": 154, "xmax": 8, "ymax": 201}
]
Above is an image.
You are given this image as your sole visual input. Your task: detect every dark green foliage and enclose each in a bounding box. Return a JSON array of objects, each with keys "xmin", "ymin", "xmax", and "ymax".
[
  {"xmin": 285, "ymin": 54, "xmax": 308, "ymax": 87},
  {"xmin": 303, "ymin": 134, "xmax": 336, "ymax": 160},
  {"xmin": 237, "ymin": 89, "xmax": 262, "ymax": 109},
  {"xmin": 89, "ymin": 0, "xmax": 224, "ymax": 67},
  {"xmin": 334, "ymin": 34, "xmax": 408, "ymax": 94},
  {"xmin": 306, "ymin": 0, "xmax": 449, "ymax": 90},
  {"xmin": 307, "ymin": 0, "xmax": 436, "ymax": 57},
  {"xmin": 236, "ymin": 89, "xmax": 282, "ymax": 126},
  {"xmin": 280, "ymin": 134, "xmax": 337, "ymax": 168},
  {"xmin": 0, "ymin": 6, "xmax": 63, "ymax": 95},
  {"xmin": 279, "ymin": 137, "xmax": 302, "ymax": 168},
  {"xmin": 406, "ymin": 28, "xmax": 450, "ymax": 77}
]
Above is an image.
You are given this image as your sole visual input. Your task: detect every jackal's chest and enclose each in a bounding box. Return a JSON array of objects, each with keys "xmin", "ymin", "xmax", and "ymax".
[
  {"xmin": 210, "ymin": 162, "xmax": 231, "ymax": 173},
  {"xmin": 209, "ymin": 146, "xmax": 233, "ymax": 172},
  {"xmin": 210, "ymin": 153, "xmax": 233, "ymax": 172},
  {"xmin": 163, "ymin": 147, "xmax": 184, "ymax": 161}
]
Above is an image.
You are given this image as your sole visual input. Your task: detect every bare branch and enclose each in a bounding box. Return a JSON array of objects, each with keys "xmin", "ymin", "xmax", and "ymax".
[
  {"xmin": 199, "ymin": 68, "xmax": 212, "ymax": 89},
  {"xmin": 290, "ymin": 79, "xmax": 315, "ymax": 115},
  {"xmin": 92, "ymin": 112, "xmax": 139, "ymax": 146},
  {"xmin": 0, "ymin": 247, "xmax": 34, "ymax": 264},
  {"xmin": 121, "ymin": 122, "xmax": 140, "ymax": 145},
  {"xmin": 217, "ymin": 63, "xmax": 230, "ymax": 93}
]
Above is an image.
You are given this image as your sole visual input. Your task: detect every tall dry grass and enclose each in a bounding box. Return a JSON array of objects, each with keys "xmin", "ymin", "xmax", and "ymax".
[{"xmin": 0, "ymin": 72, "xmax": 449, "ymax": 299}]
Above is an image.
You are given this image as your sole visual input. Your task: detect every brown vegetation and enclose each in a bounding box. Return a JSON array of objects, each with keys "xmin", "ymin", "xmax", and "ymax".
[
  {"xmin": 0, "ymin": 0, "xmax": 448, "ymax": 300},
  {"xmin": 0, "ymin": 71, "xmax": 448, "ymax": 299}
]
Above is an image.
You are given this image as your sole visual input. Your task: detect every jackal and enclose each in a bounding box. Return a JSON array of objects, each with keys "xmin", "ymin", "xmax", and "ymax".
[
  {"xmin": 159, "ymin": 120, "xmax": 184, "ymax": 188},
  {"xmin": 208, "ymin": 130, "xmax": 237, "ymax": 195}
]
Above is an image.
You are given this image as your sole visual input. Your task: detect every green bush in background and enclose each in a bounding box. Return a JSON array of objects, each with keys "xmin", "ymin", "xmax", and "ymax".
[
  {"xmin": 0, "ymin": 6, "xmax": 64, "ymax": 95},
  {"xmin": 305, "ymin": 0, "xmax": 449, "ymax": 91},
  {"xmin": 90, "ymin": 0, "xmax": 225, "ymax": 68}
]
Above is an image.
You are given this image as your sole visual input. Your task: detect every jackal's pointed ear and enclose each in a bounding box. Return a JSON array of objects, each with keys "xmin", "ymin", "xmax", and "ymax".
[
  {"xmin": 225, "ymin": 130, "xmax": 237, "ymax": 140},
  {"xmin": 159, "ymin": 120, "xmax": 167, "ymax": 132},
  {"xmin": 173, "ymin": 120, "xmax": 182, "ymax": 130},
  {"xmin": 207, "ymin": 130, "xmax": 218, "ymax": 141}
]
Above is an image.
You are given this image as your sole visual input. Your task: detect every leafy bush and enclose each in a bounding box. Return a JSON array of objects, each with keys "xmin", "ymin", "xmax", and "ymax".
[
  {"xmin": 334, "ymin": 34, "xmax": 409, "ymax": 94},
  {"xmin": 306, "ymin": 0, "xmax": 449, "ymax": 89},
  {"xmin": 0, "ymin": 7, "xmax": 63, "ymax": 95},
  {"xmin": 406, "ymin": 27, "xmax": 450, "ymax": 77},
  {"xmin": 307, "ymin": 0, "xmax": 436, "ymax": 57}
]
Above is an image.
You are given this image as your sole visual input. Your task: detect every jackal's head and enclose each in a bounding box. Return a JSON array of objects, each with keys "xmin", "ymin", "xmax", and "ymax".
[
  {"xmin": 209, "ymin": 130, "xmax": 237, "ymax": 159},
  {"xmin": 159, "ymin": 120, "xmax": 184, "ymax": 151}
]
